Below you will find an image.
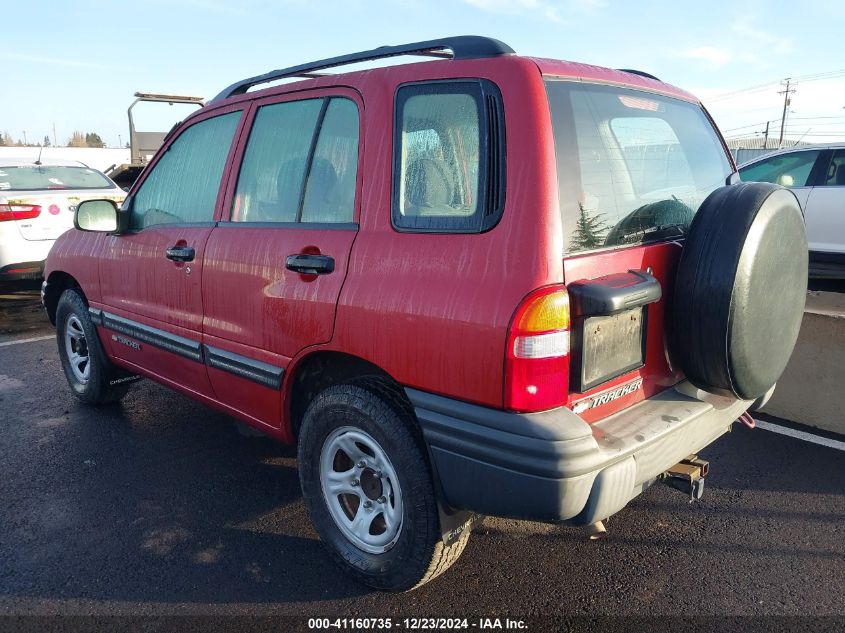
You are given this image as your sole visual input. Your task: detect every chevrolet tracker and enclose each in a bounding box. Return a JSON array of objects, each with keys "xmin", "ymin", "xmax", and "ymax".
[{"xmin": 42, "ymin": 36, "xmax": 807, "ymax": 591}]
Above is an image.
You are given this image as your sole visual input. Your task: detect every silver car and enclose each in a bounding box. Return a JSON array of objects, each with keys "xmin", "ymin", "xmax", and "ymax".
[
  {"xmin": 738, "ymin": 144, "xmax": 845, "ymax": 278},
  {"xmin": 0, "ymin": 158, "xmax": 124, "ymax": 282}
]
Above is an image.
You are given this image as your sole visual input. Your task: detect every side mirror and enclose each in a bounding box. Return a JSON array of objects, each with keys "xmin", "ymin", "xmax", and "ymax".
[{"xmin": 75, "ymin": 199, "xmax": 118, "ymax": 233}]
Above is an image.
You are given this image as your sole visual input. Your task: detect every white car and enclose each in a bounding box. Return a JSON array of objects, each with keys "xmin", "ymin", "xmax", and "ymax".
[
  {"xmin": 0, "ymin": 159, "xmax": 124, "ymax": 282},
  {"xmin": 738, "ymin": 144, "xmax": 845, "ymax": 278}
]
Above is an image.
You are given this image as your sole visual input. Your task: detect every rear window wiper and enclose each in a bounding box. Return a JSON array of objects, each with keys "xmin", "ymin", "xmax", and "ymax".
[
  {"xmin": 613, "ymin": 222, "xmax": 687, "ymax": 245},
  {"xmin": 641, "ymin": 222, "xmax": 687, "ymax": 242}
]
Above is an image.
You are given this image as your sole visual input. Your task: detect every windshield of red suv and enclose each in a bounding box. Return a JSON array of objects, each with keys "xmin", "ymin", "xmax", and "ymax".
[
  {"xmin": 545, "ymin": 80, "xmax": 732, "ymax": 254},
  {"xmin": 0, "ymin": 165, "xmax": 114, "ymax": 192}
]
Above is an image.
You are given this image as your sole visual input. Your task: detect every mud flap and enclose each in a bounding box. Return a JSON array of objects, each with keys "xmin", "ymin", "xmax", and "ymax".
[
  {"xmin": 108, "ymin": 374, "xmax": 143, "ymax": 386},
  {"xmin": 438, "ymin": 500, "xmax": 476, "ymax": 546}
]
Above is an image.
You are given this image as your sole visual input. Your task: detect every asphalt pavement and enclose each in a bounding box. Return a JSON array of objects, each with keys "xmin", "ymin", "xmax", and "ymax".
[{"xmin": 0, "ymin": 289, "xmax": 843, "ymax": 628}]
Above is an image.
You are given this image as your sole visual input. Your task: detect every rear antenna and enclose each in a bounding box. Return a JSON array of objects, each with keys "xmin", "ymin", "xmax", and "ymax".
[{"xmin": 34, "ymin": 144, "xmax": 44, "ymax": 166}]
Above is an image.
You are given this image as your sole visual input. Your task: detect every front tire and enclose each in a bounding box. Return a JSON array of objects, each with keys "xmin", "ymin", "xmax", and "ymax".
[
  {"xmin": 298, "ymin": 380, "xmax": 469, "ymax": 591},
  {"xmin": 56, "ymin": 289, "xmax": 131, "ymax": 405}
]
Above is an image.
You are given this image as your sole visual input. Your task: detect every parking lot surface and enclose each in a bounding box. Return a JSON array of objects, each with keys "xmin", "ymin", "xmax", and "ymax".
[{"xmin": 0, "ymin": 293, "xmax": 843, "ymax": 623}]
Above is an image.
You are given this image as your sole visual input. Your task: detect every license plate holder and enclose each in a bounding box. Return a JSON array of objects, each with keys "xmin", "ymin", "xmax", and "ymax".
[{"xmin": 572, "ymin": 307, "xmax": 645, "ymax": 392}]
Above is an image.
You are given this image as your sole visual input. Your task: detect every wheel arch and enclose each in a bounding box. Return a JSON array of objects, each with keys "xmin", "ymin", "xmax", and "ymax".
[
  {"xmin": 43, "ymin": 271, "xmax": 84, "ymax": 325},
  {"xmin": 285, "ymin": 350, "xmax": 411, "ymax": 441}
]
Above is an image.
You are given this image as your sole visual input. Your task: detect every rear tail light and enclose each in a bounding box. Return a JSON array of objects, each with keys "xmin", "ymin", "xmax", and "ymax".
[
  {"xmin": 0, "ymin": 204, "xmax": 42, "ymax": 222},
  {"xmin": 505, "ymin": 285, "xmax": 570, "ymax": 412}
]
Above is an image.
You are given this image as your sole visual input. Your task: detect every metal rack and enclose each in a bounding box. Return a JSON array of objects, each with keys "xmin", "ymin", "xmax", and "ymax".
[{"xmin": 210, "ymin": 35, "xmax": 515, "ymax": 103}]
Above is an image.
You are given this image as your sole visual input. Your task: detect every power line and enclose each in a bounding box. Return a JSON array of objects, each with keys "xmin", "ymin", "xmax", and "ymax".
[{"xmin": 706, "ymin": 68, "xmax": 845, "ymax": 103}]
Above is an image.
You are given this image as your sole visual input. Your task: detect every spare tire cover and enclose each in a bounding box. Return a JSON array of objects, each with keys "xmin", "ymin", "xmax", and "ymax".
[{"xmin": 671, "ymin": 182, "xmax": 807, "ymax": 400}]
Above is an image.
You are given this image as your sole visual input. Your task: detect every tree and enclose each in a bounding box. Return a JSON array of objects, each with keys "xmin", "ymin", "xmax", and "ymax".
[
  {"xmin": 569, "ymin": 202, "xmax": 609, "ymax": 251},
  {"xmin": 85, "ymin": 132, "xmax": 105, "ymax": 148},
  {"xmin": 66, "ymin": 131, "xmax": 86, "ymax": 147},
  {"xmin": 43, "ymin": 135, "xmax": 51, "ymax": 147},
  {"xmin": 1, "ymin": 131, "xmax": 12, "ymax": 146}
]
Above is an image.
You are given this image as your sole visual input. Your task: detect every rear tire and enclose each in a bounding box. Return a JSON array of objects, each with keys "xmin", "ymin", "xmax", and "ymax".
[
  {"xmin": 56, "ymin": 289, "xmax": 131, "ymax": 405},
  {"xmin": 297, "ymin": 380, "xmax": 469, "ymax": 591}
]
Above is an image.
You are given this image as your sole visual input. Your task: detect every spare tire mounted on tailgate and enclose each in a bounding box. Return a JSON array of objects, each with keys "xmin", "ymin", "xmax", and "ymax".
[{"xmin": 671, "ymin": 182, "xmax": 807, "ymax": 400}]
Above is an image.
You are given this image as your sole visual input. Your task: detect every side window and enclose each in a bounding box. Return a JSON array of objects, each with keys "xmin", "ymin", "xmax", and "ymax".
[
  {"xmin": 822, "ymin": 149, "xmax": 845, "ymax": 187},
  {"xmin": 739, "ymin": 150, "xmax": 821, "ymax": 188},
  {"xmin": 301, "ymin": 99, "xmax": 359, "ymax": 223},
  {"xmin": 392, "ymin": 81, "xmax": 504, "ymax": 233},
  {"xmin": 232, "ymin": 97, "xmax": 360, "ymax": 224},
  {"xmin": 131, "ymin": 112, "xmax": 241, "ymax": 230}
]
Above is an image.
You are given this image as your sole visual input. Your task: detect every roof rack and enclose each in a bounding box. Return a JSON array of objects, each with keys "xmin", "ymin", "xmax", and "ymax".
[
  {"xmin": 132, "ymin": 92, "xmax": 205, "ymax": 103},
  {"xmin": 617, "ymin": 68, "xmax": 661, "ymax": 81},
  {"xmin": 210, "ymin": 35, "xmax": 515, "ymax": 103}
]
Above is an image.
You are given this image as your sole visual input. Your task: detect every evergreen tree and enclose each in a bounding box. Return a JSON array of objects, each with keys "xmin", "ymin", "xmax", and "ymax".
[
  {"xmin": 43, "ymin": 135, "xmax": 51, "ymax": 147},
  {"xmin": 85, "ymin": 132, "xmax": 105, "ymax": 148},
  {"xmin": 569, "ymin": 203, "xmax": 609, "ymax": 251}
]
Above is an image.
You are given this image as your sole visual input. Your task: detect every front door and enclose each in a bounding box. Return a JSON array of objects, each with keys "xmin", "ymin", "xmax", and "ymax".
[
  {"xmin": 804, "ymin": 148, "xmax": 845, "ymax": 256},
  {"xmin": 97, "ymin": 108, "xmax": 244, "ymax": 396},
  {"xmin": 202, "ymin": 91, "xmax": 362, "ymax": 425}
]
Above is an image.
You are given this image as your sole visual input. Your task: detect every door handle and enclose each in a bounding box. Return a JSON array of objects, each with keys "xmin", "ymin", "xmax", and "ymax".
[
  {"xmin": 165, "ymin": 245, "xmax": 195, "ymax": 262},
  {"xmin": 285, "ymin": 253, "xmax": 335, "ymax": 275}
]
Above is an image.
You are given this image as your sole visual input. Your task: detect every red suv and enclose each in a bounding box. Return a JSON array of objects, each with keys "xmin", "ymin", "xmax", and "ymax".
[{"xmin": 42, "ymin": 36, "xmax": 807, "ymax": 591}]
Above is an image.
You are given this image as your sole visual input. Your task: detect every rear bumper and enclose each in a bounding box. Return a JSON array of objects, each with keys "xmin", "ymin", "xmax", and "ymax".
[
  {"xmin": 408, "ymin": 382, "xmax": 750, "ymax": 525},
  {"xmin": 809, "ymin": 251, "xmax": 845, "ymax": 279},
  {"xmin": 0, "ymin": 260, "xmax": 44, "ymax": 281}
]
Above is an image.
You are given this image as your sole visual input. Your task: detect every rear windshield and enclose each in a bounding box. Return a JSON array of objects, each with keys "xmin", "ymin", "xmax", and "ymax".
[
  {"xmin": 545, "ymin": 81, "xmax": 732, "ymax": 255},
  {"xmin": 0, "ymin": 166, "xmax": 114, "ymax": 192}
]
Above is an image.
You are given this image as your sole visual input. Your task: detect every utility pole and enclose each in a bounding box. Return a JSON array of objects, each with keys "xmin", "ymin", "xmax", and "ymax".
[
  {"xmin": 52, "ymin": 122, "xmax": 57, "ymax": 147},
  {"xmin": 22, "ymin": 130, "xmax": 27, "ymax": 146},
  {"xmin": 763, "ymin": 121, "xmax": 770, "ymax": 148},
  {"xmin": 778, "ymin": 79, "xmax": 796, "ymax": 148}
]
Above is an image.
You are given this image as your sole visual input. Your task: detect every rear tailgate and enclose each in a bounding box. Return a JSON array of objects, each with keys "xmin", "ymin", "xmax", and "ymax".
[{"xmin": 543, "ymin": 78, "xmax": 733, "ymax": 422}]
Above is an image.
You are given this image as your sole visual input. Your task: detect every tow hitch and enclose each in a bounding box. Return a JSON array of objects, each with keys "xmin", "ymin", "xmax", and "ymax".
[{"xmin": 662, "ymin": 455, "xmax": 709, "ymax": 501}]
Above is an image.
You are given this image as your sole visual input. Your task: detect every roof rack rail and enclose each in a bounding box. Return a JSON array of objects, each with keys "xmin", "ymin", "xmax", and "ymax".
[
  {"xmin": 210, "ymin": 35, "xmax": 515, "ymax": 103},
  {"xmin": 617, "ymin": 68, "xmax": 661, "ymax": 81}
]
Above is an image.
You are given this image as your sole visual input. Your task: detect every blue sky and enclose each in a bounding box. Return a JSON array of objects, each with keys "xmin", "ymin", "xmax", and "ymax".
[{"xmin": 3, "ymin": 0, "xmax": 845, "ymax": 146}]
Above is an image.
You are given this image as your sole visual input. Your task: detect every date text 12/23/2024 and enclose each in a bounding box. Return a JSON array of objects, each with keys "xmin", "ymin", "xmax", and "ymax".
[{"xmin": 307, "ymin": 618, "xmax": 528, "ymax": 630}]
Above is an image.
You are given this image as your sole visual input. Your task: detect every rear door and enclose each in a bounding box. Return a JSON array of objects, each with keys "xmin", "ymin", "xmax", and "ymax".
[
  {"xmin": 97, "ymin": 106, "xmax": 245, "ymax": 396},
  {"xmin": 202, "ymin": 89, "xmax": 361, "ymax": 425}
]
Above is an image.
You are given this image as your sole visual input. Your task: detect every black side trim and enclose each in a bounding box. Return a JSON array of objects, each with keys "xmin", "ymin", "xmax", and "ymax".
[
  {"xmin": 88, "ymin": 308, "xmax": 103, "ymax": 326},
  {"xmin": 204, "ymin": 345, "xmax": 284, "ymax": 389},
  {"xmin": 809, "ymin": 250, "xmax": 845, "ymax": 279},
  {"xmin": 809, "ymin": 250, "xmax": 845, "ymax": 265},
  {"xmin": 94, "ymin": 310, "xmax": 286, "ymax": 388},
  {"xmin": 101, "ymin": 312, "xmax": 203, "ymax": 362}
]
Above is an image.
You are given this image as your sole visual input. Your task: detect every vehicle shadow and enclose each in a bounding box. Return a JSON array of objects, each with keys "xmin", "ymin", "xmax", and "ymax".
[
  {"xmin": 0, "ymin": 281, "xmax": 52, "ymax": 339},
  {"xmin": 1, "ymin": 378, "xmax": 370, "ymax": 604}
]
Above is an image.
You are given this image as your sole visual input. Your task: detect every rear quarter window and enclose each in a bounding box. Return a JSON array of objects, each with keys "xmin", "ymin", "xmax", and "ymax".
[{"xmin": 392, "ymin": 80, "xmax": 505, "ymax": 233}]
